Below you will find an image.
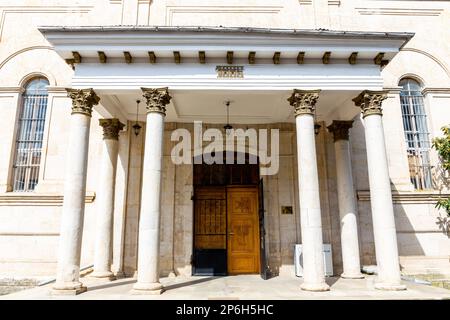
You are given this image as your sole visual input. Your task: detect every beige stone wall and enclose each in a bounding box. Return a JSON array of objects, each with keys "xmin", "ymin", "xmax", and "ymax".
[
  {"xmin": 0, "ymin": 0, "xmax": 449, "ymax": 277},
  {"xmin": 119, "ymin": 122, "xmax": 344, "ymax": 277},
  {"xmin": 0, "ymin": 106, "xmax": 106, "ymax": 276},
  {"xmin": 350, "ymin": 113, "xmax": 450, "ymax": 273},
  {"xmin": 122, "ymin": 121, "xmax": 145, "ymax": 276}
]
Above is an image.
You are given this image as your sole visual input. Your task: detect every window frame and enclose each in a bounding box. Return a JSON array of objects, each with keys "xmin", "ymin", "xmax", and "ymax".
[
  {"xmin": 11, "ymin": 77, "xmax": 50, "ymax": 192},
  {"xmin": 399, "ymin": 77, "xmax": 433, "ymax": 190}
]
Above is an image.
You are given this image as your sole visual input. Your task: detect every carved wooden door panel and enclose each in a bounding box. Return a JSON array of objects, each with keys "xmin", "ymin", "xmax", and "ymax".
[
  {"xmin": 193, "ymin": 186, "xmax": 227, "ymax": 275},
  {"xmin": 227, "ymin": 187, "xmax": 260, "ymax": 274},
  {"xmin": 194, "ymin": 187, "xmax": 227, "ymax": 250}
]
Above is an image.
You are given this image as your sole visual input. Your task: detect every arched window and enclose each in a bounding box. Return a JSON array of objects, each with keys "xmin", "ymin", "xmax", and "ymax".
[
  {"xmin": 12, "ymin": 77, "xmax": 49, "ymax": 191},
  {"xmin": 399, "ymin": 78, "xmax": 432, "ymax": 189}
]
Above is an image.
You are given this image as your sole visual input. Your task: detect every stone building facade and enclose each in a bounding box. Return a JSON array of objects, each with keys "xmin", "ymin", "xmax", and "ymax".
[{"xmin": 0, "ymin": 0, "xmax": 449, "ymax": 294}]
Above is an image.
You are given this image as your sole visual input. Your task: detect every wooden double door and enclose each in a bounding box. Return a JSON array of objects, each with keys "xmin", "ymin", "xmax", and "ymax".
[{"xmin": 193, "ymin": 186, "xmax": 260, "ymax": 275}]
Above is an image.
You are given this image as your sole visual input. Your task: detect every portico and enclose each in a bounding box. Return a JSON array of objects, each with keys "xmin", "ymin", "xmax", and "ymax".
[{"xmin": 39, "ymin": 26, "xmax": 412, "ymax": 295}]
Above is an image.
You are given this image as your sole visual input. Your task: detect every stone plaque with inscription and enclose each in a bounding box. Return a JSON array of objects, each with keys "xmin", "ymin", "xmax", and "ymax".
[{"xmin": 216, "ymin": 66, "xmax": 244, "ymax": 78}]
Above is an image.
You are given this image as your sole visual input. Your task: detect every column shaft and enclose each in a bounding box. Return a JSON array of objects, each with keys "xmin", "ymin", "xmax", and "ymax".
[
  {"xmin": 364, "ymin": 115, "xmax": 405, "ymax": 289},
  {"xmin": 92, "ymin": 119, "xmax": 124, "ymax": 279},
  {"xmin": 335, "ymin": 139, "xmax": 363, "ymax": 278},
  {"xmin": 133, "ymin": 87, "xmax": 171, "ymax": 295},
  {"xmin": 289, "ymin": 89, "xmax": 329, "ymax": 292},
  {"xmin": 328, "ymin": 120, "xmax": 364, "ymax": 279},
  {"xmin": 52, "ymin": 88, "xmax": 99, "ymax": 295},
  {"xmin": 353, "ymin": 90, "xmax": 406, "ymax": 290},
  {"xmin": 334, "ymin": 140, "xmax": 364, "ymax": 279},
  {"xmin": 135, "ymin": 112, "xmax": 164, "ymax": 289}
]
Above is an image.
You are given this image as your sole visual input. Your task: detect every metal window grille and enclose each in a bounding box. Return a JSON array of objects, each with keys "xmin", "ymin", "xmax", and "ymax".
[
  {"xmin": 12, "ymin": 78, "xmax": 49, "ymax": 192},
  {"xmin": 399, "ymin": 79, "xmax": 433, "ymax": 190}
]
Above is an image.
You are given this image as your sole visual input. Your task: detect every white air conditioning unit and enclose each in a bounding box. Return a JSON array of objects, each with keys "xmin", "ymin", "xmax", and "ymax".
[{"xmin": 294, "ymin": 244, "xmax": 333, "ymax": 277}]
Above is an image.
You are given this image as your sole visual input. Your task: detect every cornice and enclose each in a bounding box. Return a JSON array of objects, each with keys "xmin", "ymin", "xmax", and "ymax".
[
  {"xmin": 357, "ymin": 190, "xmax": 450, "ymax": 204},
  {"xmin": 422, "ymin": 87, "xmax": 450, "ymax": 96},
  {"xmin": 39, "ymin": 26, "xmax": 413, "ymax": 64},
  {"xmin": 383, "ymin": 86, "xmax": 402, "ymax": 94},
  {"xmin": 0, "ymin": 87, "xmax": 23, "ymax": 93},
  {"xmin": 356, "ymin": 7, "xmax": 443, "ymax": 17},
  {"xmin": 46, "ymin": 86, "xmax": 69, "ymax": 93},
  {"xmin": 0, "ymin": 191, "xmax": 95, "ymax": 206}
]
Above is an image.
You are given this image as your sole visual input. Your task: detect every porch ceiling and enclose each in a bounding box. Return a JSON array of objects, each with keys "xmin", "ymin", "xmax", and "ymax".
[{"xmin": 100, "ymin": 89, "xmax": 360, "ymax": 124}]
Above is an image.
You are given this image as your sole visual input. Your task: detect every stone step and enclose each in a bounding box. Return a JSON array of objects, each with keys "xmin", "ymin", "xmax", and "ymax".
[
  {"xmin": 0, "ymin": 285, "xmax": 35, "ymax": 296},
  {"xmin": 430, "ymin": 280, "xmax": 450, "ymax": 290},
  {"xmin": 406, "ymin": 274, "xmax": 450, "ymax": 290},
  {"xmin": 0, "ymin": 278, "xmax": 39, "ymax": 286},
  {"xmin": 0, "ymin": 278, "xmax": 39, "ymax": 296}
]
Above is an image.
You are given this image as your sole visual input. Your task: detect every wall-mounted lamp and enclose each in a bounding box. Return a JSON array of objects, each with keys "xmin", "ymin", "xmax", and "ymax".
[
  {"xmin": 314, "ymin": 123, "xmax": 322, "ymax": 135},
  {"xmin": 132, "ymin": 99, "xmax": 142, "ymax": 136}
]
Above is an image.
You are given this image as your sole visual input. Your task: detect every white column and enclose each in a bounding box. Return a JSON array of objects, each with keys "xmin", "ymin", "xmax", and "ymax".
[
  {"xmin": 327, "ymin": 120, "xmax": 364, "ymax": 279},
  {"xmin": 112, "ymin": 130, "xmax": 130, "ymax": 278},
  {"xmin": 288, "ymin": 89, "xmax": 330, "ymax": 292},
  {"xmin": 52, "ymin": 88, "xmax": 99, "ymax": 295},
  {"xmin": 91, "ymin": 119, "xmax": 124, "ymax": 280},
  {"xmin": 353, "ymin": 90, "xmax": 406, "ymax": 290},
  {"xmin": 132, "ymin": 87, "xmax": 171, "ymax": 295}
]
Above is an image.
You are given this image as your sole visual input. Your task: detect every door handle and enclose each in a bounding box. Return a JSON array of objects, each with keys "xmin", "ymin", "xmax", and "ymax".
[{"xmin": 229, "ymin": 232, "xmax": 235, "ymax": 236}]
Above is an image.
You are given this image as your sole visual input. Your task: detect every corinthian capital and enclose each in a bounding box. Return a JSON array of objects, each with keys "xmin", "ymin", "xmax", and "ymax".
[
  {"xmin": 287, "ymin": 89, "xmax": 321, "ymax": 116},
  {"xmin": 352, "ymin": 90, "xmax": 387, "ymax": 118},
  {"xmin": 99, "ymin": 119, "xmax": 125, "ymax": 140},
  {"xmin": 327, "ymin": 120, "xmax": 353, "ymax": 142},
  {"xmin": 141, "ymin": 87, "xmax": 172, "ymax": 116},
  {"xmin": 66, "ymin": 88, "xmax": 100, "ymax": 117}
]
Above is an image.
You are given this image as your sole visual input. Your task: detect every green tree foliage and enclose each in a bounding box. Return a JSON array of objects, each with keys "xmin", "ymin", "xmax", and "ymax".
[{"xmin": 432, "ymin": 126, "xmax": 450, "ymax": 216}]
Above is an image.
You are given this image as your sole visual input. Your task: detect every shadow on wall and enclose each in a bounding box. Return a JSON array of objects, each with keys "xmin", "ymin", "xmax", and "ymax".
[
  {"xmin": 431, "ymin": 163, "xmax": 450, "ymax": 236},
  {"xmin": 390, "ymin": 182, "xmax": 426, "ymax": 261},
  {"xmin": 351, "ymin": 116, "xmax": 425, "ymax": 270},
  {"xmin": 435, "ymin": 215, "xmax": 450, "ymax": 236},
  {"xmin": 356, "ymin": 181, "xmax": 427, "ymax": 273}
]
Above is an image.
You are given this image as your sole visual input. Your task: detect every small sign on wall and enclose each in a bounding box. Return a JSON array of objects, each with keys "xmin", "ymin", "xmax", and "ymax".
[
  {"xmin": 216, "ymin": 66, "xmax": 244, "ymax": 78},
  {"xmin": 281, "ymin": 206, "xmax": 293, "ymax": 214}
]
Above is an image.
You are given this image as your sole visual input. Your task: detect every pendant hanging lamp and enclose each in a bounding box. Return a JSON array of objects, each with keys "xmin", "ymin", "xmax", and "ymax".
[
  {"xmin": 132, "ymin": 99, "xmax": 142, "ymax": 136},
  {"xmin": 224, "ymin": 100, "xmax": 233, "ymax": 133}
]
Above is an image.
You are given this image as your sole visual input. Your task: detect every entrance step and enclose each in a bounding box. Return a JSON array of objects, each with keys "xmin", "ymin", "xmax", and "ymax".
[{"xmin": 0, "ymin": 278, "xmax": 39, "ymax": 296}]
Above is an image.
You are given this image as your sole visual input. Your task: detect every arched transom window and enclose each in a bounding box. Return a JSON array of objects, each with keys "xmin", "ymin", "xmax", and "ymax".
[
  {"xmin": 12, "ymin": 77, "xmax": 49, "ymax": 191},
  {"xmin": 399, "ymin": 78, "xmax": 432, "ymax": 190}
]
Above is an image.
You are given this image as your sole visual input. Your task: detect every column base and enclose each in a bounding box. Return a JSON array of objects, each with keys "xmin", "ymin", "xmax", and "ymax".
[
  {"xmin": 341, "ymin": 272, "xmax": 365, "ymax": 279},
  {"xmin": 89, "ymin": 271, "xmax": 116, "ymax": 281},
  {"xmin": 51, "ymin": 282, "xmax": 87, "ymax": 295},
  {"xmin": 374, "ymin": 282, "xmax": 407, "ymax": 291},
  {"xmin": 132, "ymin": 282, "xmax": 164, "ymax": 295},
  {"xmin": 300, "ymin": 282, "xmax": 330, "ymax": 292}
]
